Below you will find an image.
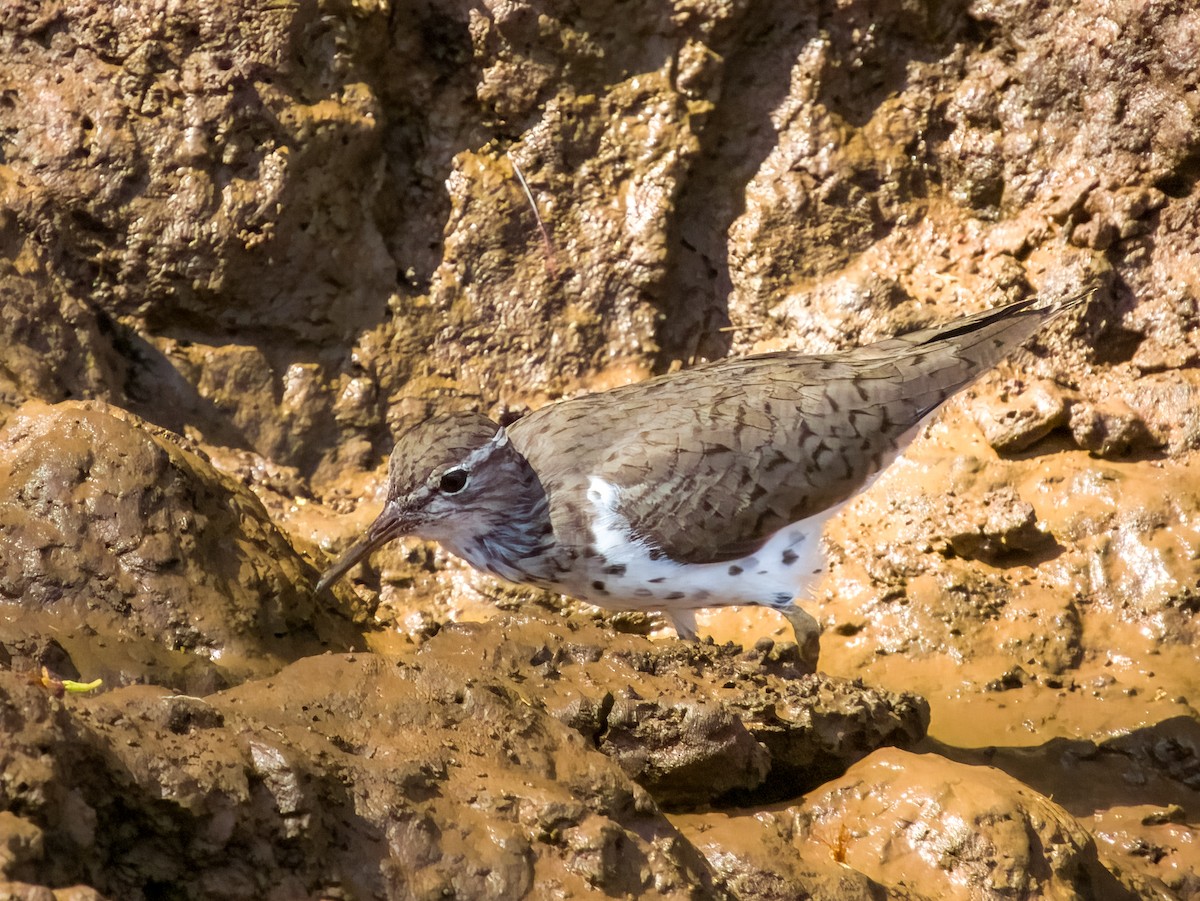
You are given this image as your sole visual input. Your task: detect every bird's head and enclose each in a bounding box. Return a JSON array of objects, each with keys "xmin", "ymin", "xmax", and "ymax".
[{"xmin": 315, "ymin": 412, "xmax": 542, "ymax": 593}]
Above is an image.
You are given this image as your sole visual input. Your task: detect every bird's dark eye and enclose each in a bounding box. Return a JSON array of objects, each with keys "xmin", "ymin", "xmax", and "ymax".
[{"xmin": 438, "ymin": 468, "xmax": 469, "ymax": 494}]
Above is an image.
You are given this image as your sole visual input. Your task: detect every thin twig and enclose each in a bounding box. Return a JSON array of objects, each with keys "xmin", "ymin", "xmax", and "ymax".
[{"xmin": 508, "ymin": 151, "xmax": 559, "ymax": 278}]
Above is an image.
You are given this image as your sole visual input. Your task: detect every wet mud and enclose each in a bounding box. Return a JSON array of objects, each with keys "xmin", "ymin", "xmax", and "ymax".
[{"xmin": 1, "ymin": 0, "xmax": 1198, "ymax": 898}]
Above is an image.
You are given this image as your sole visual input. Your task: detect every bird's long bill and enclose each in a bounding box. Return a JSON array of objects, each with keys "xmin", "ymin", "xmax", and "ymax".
[{"xmin": 314, "ymin": 504, "xmax": 408, "ymax": 594}]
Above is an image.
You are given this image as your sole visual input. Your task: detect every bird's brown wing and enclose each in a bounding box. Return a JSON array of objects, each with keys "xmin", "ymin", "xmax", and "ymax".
[{"xmin": 513, "ymin": 295, "xmax": 1081, "ymax": 565}]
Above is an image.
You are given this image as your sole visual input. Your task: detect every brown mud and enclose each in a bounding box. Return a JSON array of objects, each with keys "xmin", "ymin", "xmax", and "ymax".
[{"xmin": 1, "ymin": 0, "xmax": 1198, "ymax": 898}]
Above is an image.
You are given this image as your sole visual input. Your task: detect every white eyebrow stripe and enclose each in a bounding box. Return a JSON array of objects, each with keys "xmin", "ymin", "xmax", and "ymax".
[{"xmin": 459, "ymin": 427, "xmax": 509, "ymax": 470}]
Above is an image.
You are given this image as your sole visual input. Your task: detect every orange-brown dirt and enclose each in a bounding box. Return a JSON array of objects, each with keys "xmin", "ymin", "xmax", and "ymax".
[{"xmin": 1, "ymin": 0, "xmax": 1197, "ymax": 899}]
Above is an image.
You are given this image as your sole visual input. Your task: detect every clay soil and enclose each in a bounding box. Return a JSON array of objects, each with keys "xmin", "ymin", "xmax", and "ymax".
[{"xmin": 1, "ymin": 1, "xmax": 1197, "ymax": 899}]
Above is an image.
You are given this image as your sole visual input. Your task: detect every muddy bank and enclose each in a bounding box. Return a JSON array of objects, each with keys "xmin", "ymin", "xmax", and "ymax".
[
  {"xmin": 1, "ymin": 608, "xmax": 927, "ymax": 899},
  {"xmin": 1, "ymin": 0, "xmax": 1199, "ymax": 898}
]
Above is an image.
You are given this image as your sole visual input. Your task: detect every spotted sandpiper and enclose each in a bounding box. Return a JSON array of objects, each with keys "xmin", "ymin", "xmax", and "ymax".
[{"xmin": 318, "ymin": 293, "xmax": 1083, "ymax": 654}]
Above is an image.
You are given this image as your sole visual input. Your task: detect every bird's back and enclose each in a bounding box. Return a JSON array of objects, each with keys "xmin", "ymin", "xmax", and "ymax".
[{"xmin": 508, "ymin": 294, "xmax": 1082, "ymax": 565}]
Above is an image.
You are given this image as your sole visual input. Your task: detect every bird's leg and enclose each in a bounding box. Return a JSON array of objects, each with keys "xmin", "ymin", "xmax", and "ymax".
[
  {"xmin": 667, "ymin": 603, "xmax": 821, "ymax": 669},
  {"xmin": 782, "ymin": 603, "xmax": 822, "ymax": 668},
  {"xmin": 668, "ymin": 608, "xmax": 699, "ymax": 641}
]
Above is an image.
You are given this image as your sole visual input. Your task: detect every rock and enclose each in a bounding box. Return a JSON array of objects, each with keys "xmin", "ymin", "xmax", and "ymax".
[
  {"xmin": 972, "ymin": 379, "xmax": 1070, "ymax": 454},
  {"xmin": 1123, "ymin": 369, "xmax": 1200, "ymax": 456},
  {"xmin": 680, "ymin": 748, "xmax": 1135, "ymax": 901},
  {"xmin": 1068, "ymin": 397, "xmax": 1153, "ymax": 457},
  {"xmin": 0, "ymin": 195, "xmax": 127, "ymax": 418},
  {"xmin": 0, "ymin": 400, "xmax": 363, "ymax": 694},
  {"xmin": 0, "ymin": 811, "xmax": 44, "ymax": 878},
  {"xmin": 0, "ymin": 611, "xmax": 929, "ymax": 896},
  {"xmin": 0, "ymin": 656, "xmax": 721, "ymax": 900},
  {"xmin": 599, "ymin": 694, "xmax": 773, "ymax": 806},
  {"xmin": 939, "ymin": 484, "xmax": 1051, "ymax": 560},
  {"xmin": 415, "ymin": 614, "xmax": 929, "ymax": 806},
  {"xmin": 1101, "ymin": 717, "xmax": 1200, "ymax": 793}
]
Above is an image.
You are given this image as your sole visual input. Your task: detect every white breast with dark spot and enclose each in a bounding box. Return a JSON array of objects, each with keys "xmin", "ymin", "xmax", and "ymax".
[{"xmin": 555, "ymin": 476, "xmax": 844, "ymax": 613}]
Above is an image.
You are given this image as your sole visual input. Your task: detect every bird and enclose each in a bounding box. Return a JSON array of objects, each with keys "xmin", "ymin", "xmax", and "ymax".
[{"xmin": 316, "ymin": 293, "xmax": 1083, "ymax": 657}]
